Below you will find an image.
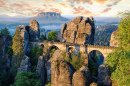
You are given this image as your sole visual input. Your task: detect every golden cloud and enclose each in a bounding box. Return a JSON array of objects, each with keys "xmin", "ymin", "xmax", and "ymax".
[{"xmin": 101, "ymin": 8, "xmax": 111, "ymax": 13}]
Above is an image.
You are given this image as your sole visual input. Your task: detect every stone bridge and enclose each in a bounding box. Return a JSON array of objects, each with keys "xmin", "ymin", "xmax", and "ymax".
[{"xmin": 30, "ymin": 41, "xmax": 116, "ymax": 63}]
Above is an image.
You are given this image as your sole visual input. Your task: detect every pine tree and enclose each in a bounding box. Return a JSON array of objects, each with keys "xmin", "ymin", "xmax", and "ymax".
[{"xmin": 12, "ymin": 27, "xmax": 23, "ymax": 56}]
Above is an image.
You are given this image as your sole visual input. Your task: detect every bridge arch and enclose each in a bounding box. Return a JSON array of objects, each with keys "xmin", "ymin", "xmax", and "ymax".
[
  {"xmin": 68, "ymin": 46, "xmax": 78, "ymax": 55},
  {"xmin": 88, "ymin": 50, "xmax": 104, "ymax": 65},
  {"xmin": 87, "ymin": 45, "xmax": 113, "ymax": 63}
]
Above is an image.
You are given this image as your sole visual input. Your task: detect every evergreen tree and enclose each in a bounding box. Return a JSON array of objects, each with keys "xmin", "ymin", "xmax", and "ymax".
[
  {"xmin": 0, "ymin": 28, "xmax": 9, "ymax": 36},
  {"xmin": 47, "ymin": 31, "xmax": 58, "ymax": 41},
  {"xmin": 12, "ymin": 27, "xmax": 23, "ymax": 56},
  {"xmin": 10, "ymin": 72, "xmax": 40, "ymax": 86}
]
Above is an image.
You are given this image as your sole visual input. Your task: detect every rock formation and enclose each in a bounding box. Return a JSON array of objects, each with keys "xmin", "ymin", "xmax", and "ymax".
[
  {"xmin": 97, "ymin": 65, "xmax": 111, "ymax": 86},
  {"xmin": 18, "ymin": 55, "xmax": 31, "ymax": 72},
  {"xmin": 28, "ymin": 19, "xmax": 40, "ymax": 41},
  {"xmin": 36, "ymin": 56, "xmax": 45, "ymax": 86},
  {"xmin": 110, "ymin": 30, "xmax": 119, "ymax": 47},
  {"xmin": 61, "ymin": 16, "xmax": 95, "ymax": 44},
  {"xmin": 38, "ymin": 12, "xmax": 61, "ymax": 17},
  {"xmin": 72, "ymin": 66, "xmax": 91, "ymax": 86},
  {"xmin": 17, "ymin": 19, "xmax": 40, "ymax": 54},
  {"xmin": 51, "ymin": 50, "xmax": 74, "ymax": 86}
]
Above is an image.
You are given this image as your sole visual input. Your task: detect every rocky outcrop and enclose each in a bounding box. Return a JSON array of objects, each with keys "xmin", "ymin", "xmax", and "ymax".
[
  {"xmin": 18, "ymin": 55, "xmax": 31, "ymax": 72},
  {"xmin": 17, "ymin": 25, "xmax": 30, "ymax": 54},
  {"xmin": 72, "ymin": 66, "xmax": 91, "ymax": 86},
  {"xmin": 36, "ymin": 56, "xmax": 45, "ymax": 86},
  {"xmin": 61, "ymin": 16, "xmax": 95, "ymax": 44},
  {"xmin": 72, "ymin": 71, "xmax": 87, "ymax": 86},
  {"xmin": 51, "ymin": 50, "xmax": 74, "ymax": 86},
  {"xmin": 110, "ymin": 30, "xmax": 119, "ymax": 47},
  {"xmin": 97, "ymin": 65, "xmax": 111, "ymax": 86},
  {"xmin": 38, "ymin": 12, "xmax": 61, "ymax": 17},
  {"xmin": 28, "ymin": 19, "xmax": 40, "ymax": 41},
  {"xmin": 17, "ymin": 20, "xmax": 40, "ymax": 54}
]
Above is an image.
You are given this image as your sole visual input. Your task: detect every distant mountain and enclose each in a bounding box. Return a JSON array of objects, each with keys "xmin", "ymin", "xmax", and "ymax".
[{"xmin": 21, "ymin": 12, "xmax": 69, "ymax": 24}]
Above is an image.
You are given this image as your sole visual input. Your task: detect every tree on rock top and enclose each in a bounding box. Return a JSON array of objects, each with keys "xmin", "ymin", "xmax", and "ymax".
[
  {"xmin": 12, "ymin": 27, "xmax": 23, "ymax": 56},
  {"xmin": 47, "ymin": 31, "xmax": 58, "ymax": 41}
]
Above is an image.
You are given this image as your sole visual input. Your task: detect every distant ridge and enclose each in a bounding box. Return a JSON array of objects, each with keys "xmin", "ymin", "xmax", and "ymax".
[{"xmin": 22, "ymin": 12, "xmax": 69, "ymax": 24}]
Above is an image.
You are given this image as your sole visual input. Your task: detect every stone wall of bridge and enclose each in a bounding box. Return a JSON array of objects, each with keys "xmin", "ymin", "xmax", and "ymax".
[{"xmin": 30, "ymin": 41, "xmax": 116, "ymax": 62}]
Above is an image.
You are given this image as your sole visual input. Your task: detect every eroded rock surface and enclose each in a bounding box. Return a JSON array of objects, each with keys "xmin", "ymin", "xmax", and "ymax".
[
  {"xmin": 72, "ymin": 66, "xmax": 91, "ymax": 86},
  {"xmin": 18, "ymin": 55, "xmax": 31, "ymax": 72},
  {"xmin": 36, "ymin": 56, "xmax": 45, "ymax": 86},
  {"xmin": 51, "ymin": 50, "xmax": 74, "ymax": 86},
  {"xmin": 61, "ymin": 16, "xmax": 95, "ymax": 44},
  {"xmin": 29, "ymin": 19, "xmax": 40, "ymax": 41},
  {"xmin": 110, "ymin": 30, "xmax": 119, "ymax": 47},
  {"xmin": 97, "ymin": 65, "xmax": 111, "ymax": 86},
  {"xmin": 17, "ymin": 20, "xmax": 40, "ymax": 54}
]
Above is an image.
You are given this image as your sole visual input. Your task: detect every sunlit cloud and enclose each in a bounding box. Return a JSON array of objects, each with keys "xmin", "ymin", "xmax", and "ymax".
[{"xmin": 101, "ymin": 8, "xmax": 112, "ymax": 13}]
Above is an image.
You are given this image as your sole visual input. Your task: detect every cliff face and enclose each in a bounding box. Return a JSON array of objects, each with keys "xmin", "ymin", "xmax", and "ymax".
[
  {"xmin": 38, "ymin": 12, "xmax": 61, "ymax": 17},
  {"xmin": 23, "ymin": 12, "xmax": 69, "ymax": 24},
  {"xmin": 61, "ymin": 16, "xmax": 95, "ymax": 44},
  {"xmin": 110, "ymin": 30, "xmax": 119, "ymax": 47},
  {"xmin": 17, "ymin": 19, "xmax": 40, "ymax": 54}
]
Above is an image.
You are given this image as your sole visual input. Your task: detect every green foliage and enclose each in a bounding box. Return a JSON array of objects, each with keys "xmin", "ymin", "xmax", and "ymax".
[
  {"xmin": 55, "ymin": 60, "xmax": 60, "ymax": 66},
  {"xmin": 45, "ymin": 82, "xmax": 51, "ymax": 86},
  {"xmin": 50, "ymin": 48, "xmax": 57, "ymax": 57},
  {"xmin": 107, "ymin": 50, "xmax": 130, "ymax": 86},
  {"xmin": 94, "ymin": 25, "xmax": 118, "ymax": 46},
  {"xmin": 11, "ymin": 71, "xmax": 40, "ymax": 86},
  {"xmin": 12, "ymin": 27, "xmax": 23, "ymax": 56},
  {"xmin": 7, "ymin": 47, "xmax": 13, "ymax": 57},
  {"xmin": 116, "ymin": 12, "xmax": 130, "ymax": 50},
  {"xmin": 40, "ymin": 34, "xmax": 46, "ymax": 41},
  {"xmin": 47, "ymin": 31, "xmax": 58, "ymax": 41},
  {"xmin": 0, "ymin": 28, "xmax": 9, "ymax": 36},
  {"xmin": 37, "ymin": 46, "xmax": 44, "ymax": 56},
  {"xmin": 70, "ymin": 53, "xmax": 84, "ymax": 70},
  {"xmin": 106, "ymin": 12, "xmax": 130, "ymax": 86},
  {"xmin": 0, "ymin": 59, "xmax": 7, "ymax": 65},
  {"xmin": 29, "ymin": 45, "xmax": 44, "ymax": 72},
  {"xmin": 0, "ymin": 71, "xmax": 10, "ymax": 86},
  {"xmin": 88, "ymin": 62, "xmax": 97, "ymax": 76},
  {"xmin": 63, "ymin": 52, "xmax": 84, "ymax": 70}
]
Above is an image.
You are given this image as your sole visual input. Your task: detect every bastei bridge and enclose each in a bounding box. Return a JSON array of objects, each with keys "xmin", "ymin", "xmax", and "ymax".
[{"xmin": 30, "ymin": 41, "xmax": 116, "ymax": 63}]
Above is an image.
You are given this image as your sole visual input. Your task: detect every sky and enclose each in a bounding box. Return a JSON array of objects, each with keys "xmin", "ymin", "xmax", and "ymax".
[{"xmin": 0, "ymin": 0, "xmax": 129, "ymax": 17}]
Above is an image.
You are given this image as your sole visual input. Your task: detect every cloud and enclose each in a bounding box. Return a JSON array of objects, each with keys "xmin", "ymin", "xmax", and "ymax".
[
  {"xmin": 74, "ymin": 0, "xmax": 93, "ymax": 5},
  {"xmin": 106, "ymin": 4, "xmax": 113, "ymax": 7},
  {"xmin": 94, "ymin": 0, "xmax": 112, "ymax": 4},
  {"xmin": 101, "ymin": 8, "xmax": 111, "ymax": 13},
  {"xmin": 49, "ymin": 8, "xmax": 62, "ymax": 13},
  {"xmin": 63, "ymin": 0, "xmax": 69, "ymax": 2},
  {"xmin": 0, "ymin": 0, "xmax": 8, "ymax": 8},
  {"xmin": 42, "ymin": 0, "xmax": 54, "ymax": 2},
  {"xmin": 106, "ymin": 0, "xmax": 123, "ymax": 7},
  {"xmin": 73, "ymin": 6, "xmax": 85, "ymax": 15}
]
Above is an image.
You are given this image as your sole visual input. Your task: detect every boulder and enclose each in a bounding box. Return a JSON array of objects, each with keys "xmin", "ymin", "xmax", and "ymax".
[
  {"xmin": 61, "ymin": 16, "xmax": 95, "ymax": 44},
  {"xmin": 36, "ymin": 56, "xmax": 45, "ymax": 86},
  {"xmin": 97, "ymin": 65, "xmax": 112, "ymax": 86}
]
